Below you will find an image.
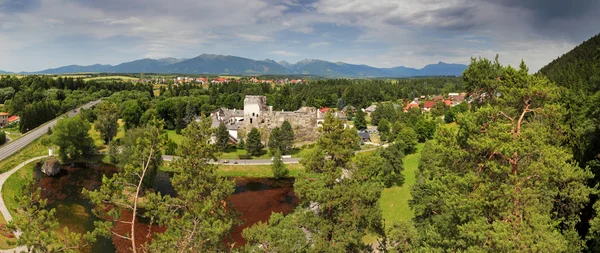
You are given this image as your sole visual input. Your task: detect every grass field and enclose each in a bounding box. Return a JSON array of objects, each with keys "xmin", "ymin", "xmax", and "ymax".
[
  {"xmin": 83, "ymin": 76, "xmax": 138, "ymax": 82},
  {"xmin": 165, "ymin": 130, "xmax": 183, "ymax": 145},
  {"xmin": 0, "ymin": 141, "xmax": 46, "ymax": 249},
  {"xmin": 379, "ymin": 143, "xmax": 424, "ymax": 227},
  {"xmin": 89, "ymin": 119, "xmax": 125, "ymax": 152},
  {"xmin": 217, "ymin": 163, "xmax": 304, "ymax": 178}
]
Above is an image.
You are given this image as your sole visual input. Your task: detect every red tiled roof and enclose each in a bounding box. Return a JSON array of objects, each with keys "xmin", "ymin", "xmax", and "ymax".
[
  {"xmin": 319, "ymin": 107, "xmax": 331, "ymax": 113},
  {"xmin": 404, "ymin": 103, "xmax": 419, "ymax": 111},
  {"xmin": 0, "ymin": 112, "xmax": 9, "ymax": 116},
  {"xmin": 444, "ymin": 100, "xmax": 452, "ymax": 106},
  {"xmin": 423, "ymin": 101, "xmax": 436, "ymax": 109},
  {"xmin": 7, "ymin": 116, "xmax": 19, "ymax": 122}
]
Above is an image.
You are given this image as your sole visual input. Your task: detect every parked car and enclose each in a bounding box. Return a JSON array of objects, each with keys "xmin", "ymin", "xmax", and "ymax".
[{"xmin": 223, "ymin": 160, "xmax": 229, "ymax": 164}]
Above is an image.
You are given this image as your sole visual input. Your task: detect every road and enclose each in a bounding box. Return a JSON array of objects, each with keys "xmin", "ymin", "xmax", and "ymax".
[
  {"xmin": 0, "ymin": 156, "xmax": 47, "ymax": 253},
  {"xmin": 0, "ymin": 99, "xmax": 102, "ymax": 162},
  {"xmin": 162, "ymin": 143, "xmax": 388, "ymax": 166}
]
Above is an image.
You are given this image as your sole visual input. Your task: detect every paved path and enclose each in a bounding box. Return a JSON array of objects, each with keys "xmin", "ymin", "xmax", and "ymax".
[
  {"xmin": 0, "ymin": 156, "xmax": 47, "ymax": 253},
  {"xmin": 0, "ymin": 99, "xmax": 101, "ymax": 163}
]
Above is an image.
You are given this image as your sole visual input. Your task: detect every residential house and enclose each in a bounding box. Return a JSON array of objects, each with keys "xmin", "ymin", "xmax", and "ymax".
[
  {"xmin": 0, "ymin": 112, "xmax": 8, "ymax": 127},
  {"xmin": 7, "ymin": 115, "xmax": 20, "ymax": 124},
  {"xmin": 364, "ymin": 104, "xmax": 377, "ymax": 116},
  {"xmin": 423, "ymin": 101, "xmax": 436, "ymax": 112},
  {"xmin": 358, "ymin": 131, "xmax": 371, "ymax": 144}
]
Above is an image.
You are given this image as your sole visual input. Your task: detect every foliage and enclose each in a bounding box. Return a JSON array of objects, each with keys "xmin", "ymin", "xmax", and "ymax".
[
  {"xmin": 394, "ymin": 125, "xmax": 418, "ymax": 154},
  {"xmin": 409, "ymin": 58, "xmax": 593, "ymax": 252},
  {"xmin": 84, "ymin": 120, "xmax": 164, "ymax": 253},
  {"xmin": 377, "ymin": 118, "xmax": 390, "ymax": 142},
  {"xmin": 242, "ymin": 213, "xmax": 307, "ymax": 253},
  {"xmin": 285, "ymin": 112, "xmax": 383, "ymax": 251},
  {"xmin": 216, "ymin": 123, "xmax": 230, "ymax": 151},
  {"xmin": 237, "ymin": 138, "xmax": 245, "ymax": 149},
  {"xmin": 51, "ymin": 115, "xmax": 95, "ymax": 161},
  {"xmin": 9, "ymin": 180, "xmax": 98, "ymax": 252},
  {"xmin": 93, "ymin": 101, "xmax": 120, "ymax": 144},
  {"xmin": 268, "ymin": 127, "xmax": 282, "ymax": 155},
  {"xmin": 246, "ymin": 127, "xmax": 263, "ymax": 156},
  {"xmin": 271, "ymin": 151, "xmax": 288, "ymax": 179},
  {"xmin": 164, "ymin": 139, "xmax": 178, "ymax": 156},
  {"xmin": 371, "ymin": 103, "xmax": 398, "ymax": 126},
  {"xmin": 279, "ymin": 120, "xmax": 294, "ymax": 154},
  {"xmin": 354, "ymin": 109, "xmax": 367, "ymax": 130},
  {"xmin": 118, "ymin": 124, "xmax": 164, "ymax": 189},
  {"xmin": 0, "ymin": 130, "xmax": 5, "ymax": 145},
  {"xmin": 121, "ymin": 100, "xmax": 143, "ymax": 130},
  {"xmin": 413, "ymin": 118, "xmax": 436, "ymax": 142},
  {"xmin": 145, "ymin": 117, "xmax": 238, "ymax": 252}
]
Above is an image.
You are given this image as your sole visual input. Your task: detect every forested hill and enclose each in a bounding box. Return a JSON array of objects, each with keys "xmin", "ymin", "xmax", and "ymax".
[
  {"xmin": 23, "ymin": 54, "xmax": 468, "ymax": 77},
  {"xmin": 539, "ymin": 33, "xmax": 600, "ymax": 91}
]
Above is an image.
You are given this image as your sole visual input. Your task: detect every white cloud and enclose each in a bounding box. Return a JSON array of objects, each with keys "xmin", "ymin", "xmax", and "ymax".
[
  {"xmin": 309, "ymin": 42, "xmax": 331, "ymax": 47},
  {"xmin": 295, "ymin": 26, "xmax": 314, "ymax": 34},
  {"xmin": 237, "ymin": 33, "xmax": 272, "ymax": 42},
  {"xmin": 269, "ymin": 50, "xmax": 299, "ymax": 56}
]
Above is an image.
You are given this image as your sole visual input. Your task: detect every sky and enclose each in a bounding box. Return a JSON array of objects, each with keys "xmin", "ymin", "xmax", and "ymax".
[{"xmin": 0, "ymin": 0, "xmax": 599, "ymax": 72}]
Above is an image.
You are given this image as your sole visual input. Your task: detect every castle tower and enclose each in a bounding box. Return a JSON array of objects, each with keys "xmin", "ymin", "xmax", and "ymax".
[{"xmin": 244, "ymin": 95, "xmax": 268, "ymax": 126}]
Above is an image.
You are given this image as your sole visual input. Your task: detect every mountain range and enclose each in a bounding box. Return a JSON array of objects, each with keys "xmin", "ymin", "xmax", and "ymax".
[{"xmin": 5, "ymin": 54, "xmax": 468, "ymax": 77}]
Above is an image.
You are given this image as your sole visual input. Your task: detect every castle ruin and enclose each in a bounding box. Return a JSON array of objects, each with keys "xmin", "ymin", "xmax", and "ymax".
[{"xmin": 211, "ymin": 95, "xmax": 343, "ymax": 143}]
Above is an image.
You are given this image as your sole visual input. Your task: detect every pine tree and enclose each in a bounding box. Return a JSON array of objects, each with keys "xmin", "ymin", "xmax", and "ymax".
[
  {"xmin": 409, "ymin": 58, "xmax": 593, "ymax": 252},
  {"xmin": 216, "ymin": 123, "xmax": 230, "ymax": 151},
  {"xmin": 271, "ymin": 151, "xmax": 288, "ymax": 179},
  {"xmin": 9, "ymin": 181, "xmax": 99, "ymax": 252},
  {"xmin": 84, "ymin": 120, "xmax": 164, "ymax": 253},
  {"xmin": 280, "ymin": 120, "xmax": 294, "ymax": 154},
  {"xmin": 145, "ymin": 117, "xmax": 238, "ymax": 252},
  {"xmin": 354, "ymin": 109, "xmax": 367, "ymax": 130},
  {"xmin": 268, "ymin": 127, "xmax": 281, "ymax": 154},
  {"xmin": 246, "ymin": 127, "xmax": 263, "ymax": 156}
]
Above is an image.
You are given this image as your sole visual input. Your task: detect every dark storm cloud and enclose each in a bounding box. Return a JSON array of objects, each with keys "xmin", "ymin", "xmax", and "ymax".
[
  {"xmin": 0, "ymin": 0, "xmax": 40, "ymax": 12},
  {"xmin": 384, "ymin": 5, "xmax": 478, "ymax": 31},
  {"xmin": 488, "ymin": 0, "xmax": 600, "ymax": 20},
  {"xmin": 486, "ymin": 0, "xmax": 600, "ymax": 41}
]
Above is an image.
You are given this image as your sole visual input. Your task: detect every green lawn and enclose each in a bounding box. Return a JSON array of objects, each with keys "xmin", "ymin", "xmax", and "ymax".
[
  {"xmin": 165, "ymin": 130, "xmax": 183, "ymax": 145},
  {"xmin": 217, "ymin": 164, "xmax": 304, "ymax": 178},
  {"xmin": 379, "ymin": 143, "xmax": 425, "ymax": 227},
  {"xmin": 83, "ymin": 76, "xmax": 138, "ymax": 82},
  {"xmin": 2, "ymin": 126, "xmax": 22, "ymax": 142},
  {"xmin": 0, "ymin": 152, "xmax": 42, "ymax": 249}
]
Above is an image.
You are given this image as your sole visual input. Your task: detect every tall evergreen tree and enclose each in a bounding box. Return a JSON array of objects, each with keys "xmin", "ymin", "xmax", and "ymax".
[
  {"xmin": 410, "ymin": 58, "xmax": 593, "ymax": 252},
  {"xmin": 354, "ymin": 109, "xmax": 367, "ymax": 130},
  {"xmin": 216, "ymin": 123, "xmax": 230, "ymax": 151},
  {"xmin": 246, "ymin": 127, "xmax": 263, "ymax": 156},
  {"xmin": 84, "ymin": 120, "xmax": 164, "ymax": 253},
  {"xmin": 280, "ymin": 120, "xmax": 295, "ymax": 154},
  {"xmin": 268, "ymin": 127, "xmax": 282, "ymax": 154},
  {"xmin": 145, "ymin": 117, "xmax": 238, "ymax": 252}
]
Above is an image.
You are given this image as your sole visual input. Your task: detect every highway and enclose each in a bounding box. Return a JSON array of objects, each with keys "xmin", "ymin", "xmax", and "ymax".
[{"xmin": 0, "ymin": 99, "xmax": 102, "ymax": 162}]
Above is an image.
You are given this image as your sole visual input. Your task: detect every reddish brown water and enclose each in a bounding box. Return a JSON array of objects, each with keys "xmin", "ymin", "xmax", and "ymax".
[{"xmin": 34, "ymin": 163, "xmax": 298, "ymax": 252}]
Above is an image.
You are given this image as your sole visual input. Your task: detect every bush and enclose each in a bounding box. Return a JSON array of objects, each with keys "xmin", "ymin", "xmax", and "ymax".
[
  {"xmin": 238, "ymin": 154, "xmax": 252, "ymax": 160},
  {"xmin": 271, "ymin": 152, "xmax": 288, "ymax": 179},
  {"xmin": 165, "ymin": 139, "xmax": 178, "ymax": 155}
]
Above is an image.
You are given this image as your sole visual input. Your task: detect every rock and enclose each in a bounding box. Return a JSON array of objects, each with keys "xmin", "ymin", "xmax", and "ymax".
[{"xmin": 42, "ymin": 158, "xmax": 61, "ymax": 176}]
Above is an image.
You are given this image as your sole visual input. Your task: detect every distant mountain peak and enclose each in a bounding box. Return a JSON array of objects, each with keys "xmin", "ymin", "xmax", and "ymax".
[{"xmin": 26, "ymin": 53, "xmax": 467, "ymax": 77}]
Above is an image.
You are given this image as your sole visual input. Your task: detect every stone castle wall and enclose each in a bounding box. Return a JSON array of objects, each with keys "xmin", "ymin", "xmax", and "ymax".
[{"xmin": 240, "ymin": 95, "xmax": 320, "ymax": 143}]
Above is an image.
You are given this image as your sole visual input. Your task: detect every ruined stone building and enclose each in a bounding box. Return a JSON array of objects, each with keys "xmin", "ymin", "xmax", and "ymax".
[{"xmin": 211, "ymin": 95, "xmax": 346, "ymax": 143}]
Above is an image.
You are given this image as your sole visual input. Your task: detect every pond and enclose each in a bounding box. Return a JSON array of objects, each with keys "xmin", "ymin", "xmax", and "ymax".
[{"xmin": 33, "ymin": 162, "xmax": 298, "ymax": 252}]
